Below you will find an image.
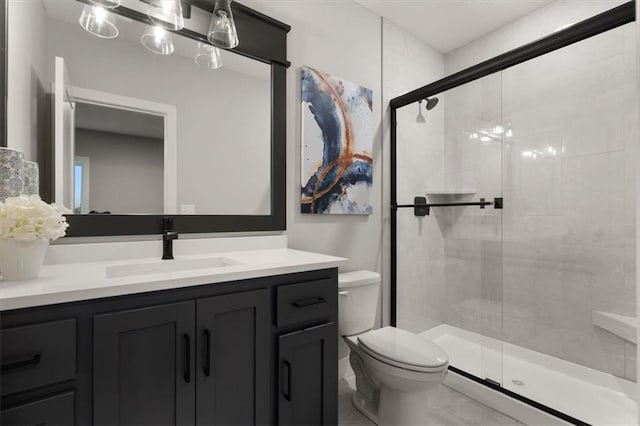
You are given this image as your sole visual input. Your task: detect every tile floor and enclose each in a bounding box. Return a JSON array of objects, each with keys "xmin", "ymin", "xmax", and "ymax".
[{"xmin": 338, "ymin": 377, "xmax": 523, "ymax": 426}]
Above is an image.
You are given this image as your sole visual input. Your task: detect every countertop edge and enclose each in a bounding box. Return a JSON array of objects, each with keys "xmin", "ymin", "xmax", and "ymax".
[{"xmin": 0, "ymin": 253, "xmax": 347, "ymax": 312}]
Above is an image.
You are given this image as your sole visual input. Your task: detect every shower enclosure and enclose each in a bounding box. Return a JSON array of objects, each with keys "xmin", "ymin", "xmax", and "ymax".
[{"xmin": 390, "ymin": 3, "xmax": 638, "ymax": 424}]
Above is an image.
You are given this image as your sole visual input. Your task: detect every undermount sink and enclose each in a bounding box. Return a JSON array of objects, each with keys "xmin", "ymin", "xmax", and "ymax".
[{"xmin": 106, "ymin": 257, "xmax": 240, "ymax": 278}]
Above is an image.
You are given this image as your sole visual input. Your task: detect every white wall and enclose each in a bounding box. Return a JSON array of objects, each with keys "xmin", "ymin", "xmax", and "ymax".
[
  {"xmin": 7, "ymin": 0, "xmax": 49, "ymax": 162},
  {"xmin": 45, "ymin": 17, "xmax": 271, "ymax": 215},
  {"xmin": 75, "ymin": 129, "xmax": 164, "ymax": 214},
  {"xmin": 382, "ymin": 19, "xmax": 446, "ymax": 330},
  {"xmin": 241, "ymin": 0, "xmax": 384, "ymax": 281}
]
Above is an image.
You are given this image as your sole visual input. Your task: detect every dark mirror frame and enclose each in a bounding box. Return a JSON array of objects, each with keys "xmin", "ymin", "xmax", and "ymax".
[{"xmin": 0, "ymin": 0, "xmax": 290, "ymax": 237}]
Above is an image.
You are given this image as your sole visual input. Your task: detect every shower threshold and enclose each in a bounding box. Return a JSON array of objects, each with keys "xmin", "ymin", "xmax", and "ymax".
[{"xmin": 422, "ymin": 325, "xmax": 637, "ymax": 425}]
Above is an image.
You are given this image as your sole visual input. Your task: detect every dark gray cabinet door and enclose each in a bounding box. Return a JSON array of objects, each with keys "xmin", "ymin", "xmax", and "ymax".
[
  {"xmin": 196, "ymin": 289, "xmax": 269, "ymax": 426},
  {"xmin": 278, "ymin": 322, "xmax": 337, "ymax": 426},
  {"xmin": 0, "ymin": 392, "xmax": 74, "ymax": 425},
  {"xmin": 93, "ymin": 301, "xmax": 195, "ymax": 426}
]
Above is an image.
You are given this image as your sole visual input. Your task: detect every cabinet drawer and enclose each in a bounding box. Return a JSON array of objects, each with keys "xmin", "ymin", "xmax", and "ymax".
[
  {"xmin": 1, "ymin": 319, "xmax": 76, "ymax": 396},
  {"xmin": 1, "ymin": 392, "xmax": 74, "ymax": 425},
  {"xmin": 276, "ymin": 279, "xmax": 336, "ymax": 327}
]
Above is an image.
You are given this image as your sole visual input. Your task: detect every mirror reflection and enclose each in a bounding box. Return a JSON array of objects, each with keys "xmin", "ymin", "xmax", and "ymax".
[
  {"xmin": 74, "ymin": 103, "xmax": 165, "ymax": 214},
  {"xmin": 8, "ymin": 0, "xmax": 272, "ymax": 215}
]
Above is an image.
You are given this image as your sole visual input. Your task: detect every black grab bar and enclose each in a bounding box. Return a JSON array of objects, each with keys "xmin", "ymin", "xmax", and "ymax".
[{"xmin": 393, "ymin": 197, "xmax": 503, "ymax": 216}]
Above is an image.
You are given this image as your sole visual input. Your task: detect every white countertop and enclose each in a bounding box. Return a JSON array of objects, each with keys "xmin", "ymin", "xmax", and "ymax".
[{"xmin": 0, "ymin": 248, "xmax": 346, "ymax": 311}]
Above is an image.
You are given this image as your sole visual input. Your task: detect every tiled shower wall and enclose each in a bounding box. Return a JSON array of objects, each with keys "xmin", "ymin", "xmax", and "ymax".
[{"xmin": 441, "ymin": 1, "xmax": 638, "ymax": 380}]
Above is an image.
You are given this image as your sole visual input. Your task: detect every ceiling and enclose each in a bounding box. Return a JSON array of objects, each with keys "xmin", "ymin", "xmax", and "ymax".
[
  {"xmin": 75, "ymin": 103, "xmax": 165, "ymax": 140},
  {"xmin": 354, "ymin": 0, "xmax": 554, "ymax": 53}
]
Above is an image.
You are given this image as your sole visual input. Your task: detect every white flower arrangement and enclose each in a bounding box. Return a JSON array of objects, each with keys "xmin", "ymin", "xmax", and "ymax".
[{"xmin": 0, "ymin": 195, "xmax": 69, "ymax": 242}]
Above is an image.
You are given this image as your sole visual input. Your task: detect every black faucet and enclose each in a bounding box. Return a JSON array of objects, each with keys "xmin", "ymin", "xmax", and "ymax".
[{"xmin": 162, "ymin": 218, "xmax": 179, "ymax": 260}]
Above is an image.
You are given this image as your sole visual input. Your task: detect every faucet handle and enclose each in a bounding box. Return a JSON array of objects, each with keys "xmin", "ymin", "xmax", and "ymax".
[{"xmin": 165, "ymin": 231, "xmax": 179, "ymax": 241}]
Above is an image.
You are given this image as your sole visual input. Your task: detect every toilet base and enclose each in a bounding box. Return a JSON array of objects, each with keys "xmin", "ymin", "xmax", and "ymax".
[
  {"xmin": 378, "ymin": 384, "xmax": 437, "ymax": 426},
  {"xmin": 351, "ymin": 392, "xmax": 379, "ymax": 425},
  {"xmin": 351, "ymin": 384, "xmax": 441, "ymax": 426}
]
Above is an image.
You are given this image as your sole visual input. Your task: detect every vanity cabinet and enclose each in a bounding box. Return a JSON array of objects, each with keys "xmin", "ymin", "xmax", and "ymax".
[
  {"xmin": 0, "ymin": 268, "xmax": 338, "ymax": 426},
  {"xmin": 0, "ymin": 319, "xmax": 76, "ymax": 396},
  {"xmin": 196, "ymin": 290, "xmax": 270, "ymax": 425},
  {"xmin": 274, "ymin": 279, "xmax": 338, "ymax": 426},
  {"xmin": 93, "ymin": 290, "xmax": 270, "ymax": 426},
  {"xmin": 0, "ymin": 392, "xmax": 75, "ymax": 425},
  {"xmin": 278, "ymin": 323, "xmax": 338, "ymax": 426},
  {"xmin": 93, "ymin": 301, "xmax": 196, "ymax": 425}
]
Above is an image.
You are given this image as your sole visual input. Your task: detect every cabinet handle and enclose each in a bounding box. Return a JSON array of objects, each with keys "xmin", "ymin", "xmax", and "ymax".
[
  {"xmin": 203, "ymin": 329, "xmax": 211, "ymax": 377},
  {"xmin": 282, "ymin": 360, "xmax": 291, "ymax": 401},
  {"xmin": 1, "ymin": 353, "xmax": 42, "ymax": 374},
  {"xmin": 291, "ymin": 297, "xmax": 326, "ymax": 308},
  {"xmin": 183, "ymin": 333, "xmax": 191, "ymax": 384}
]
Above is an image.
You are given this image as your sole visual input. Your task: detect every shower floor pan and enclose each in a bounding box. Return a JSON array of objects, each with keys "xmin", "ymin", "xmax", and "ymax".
[{"xmin": 422, "ymin": 325, "xmax": 637, "ymax": 425}]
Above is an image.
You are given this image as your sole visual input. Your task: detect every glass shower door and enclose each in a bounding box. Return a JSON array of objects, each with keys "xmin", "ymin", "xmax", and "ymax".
[
  {"xmin": 500, "ymin": 22, "xmax": 638, "ymax": 424},
  {"xmin": 393, "ymin": 73, "xmax": 505, "ymax": 385},
  {"xmin": 441, "ymin": 73, "xmax": 504, "ymax": 386},
  {"xmin": 394, "ymin": 70, "xmax": 505, "ymax": 389}
]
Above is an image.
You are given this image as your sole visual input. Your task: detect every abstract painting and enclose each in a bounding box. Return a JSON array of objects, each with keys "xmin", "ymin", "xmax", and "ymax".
[{"xmin": 301, "ymin": 66, "xmax": 373, "ymax": 215}]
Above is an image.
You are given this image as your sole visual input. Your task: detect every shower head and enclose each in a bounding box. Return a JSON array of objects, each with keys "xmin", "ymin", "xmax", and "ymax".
[{"xmin": 425, "ymin": 97, "xmax": 439, "ymax": 110}]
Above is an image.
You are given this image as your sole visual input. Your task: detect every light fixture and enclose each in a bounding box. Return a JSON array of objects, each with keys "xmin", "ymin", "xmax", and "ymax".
[
  {"xmin": 79, "ymin": 5, "xmax": 119, "ymax": 39},
  {"xmin": 194, "ymin": 43, "xmax": 223, "ymax": 69},
  {"xmin": 147, "ymin": 0, "xmax": 184, "ymax": 31},
  {"xmin": 88, "ymin": 0, "xmax": 121, "ymax": 8},
  {"xmin": 141, "ymin": 25, "xmax": 175, "ymax": 55},
  {"xmin": 207, "ymin": 0, "xmax": 239, "ymax": 49}
]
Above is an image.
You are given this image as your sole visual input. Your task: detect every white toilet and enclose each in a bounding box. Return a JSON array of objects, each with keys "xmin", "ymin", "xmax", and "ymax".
[{"xmin": 339, "ymin": 271, "xmax": 449, "ymax": 426}]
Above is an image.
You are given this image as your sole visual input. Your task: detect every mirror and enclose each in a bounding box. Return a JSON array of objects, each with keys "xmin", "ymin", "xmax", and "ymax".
[{"xmin": 7, "ymin": 0, "xmax": 272, "ymax": 216}]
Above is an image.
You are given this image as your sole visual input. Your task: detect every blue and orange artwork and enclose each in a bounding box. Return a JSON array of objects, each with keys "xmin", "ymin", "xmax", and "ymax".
[{"xmin": 301, "ymin": 66, "xmax": 373, "ymax": 215}]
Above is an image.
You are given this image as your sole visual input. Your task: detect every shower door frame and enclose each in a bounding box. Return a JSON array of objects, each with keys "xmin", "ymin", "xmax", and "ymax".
[{"xmin": 389, "ymin": 2, "xmax": 636, "ymax": 424}]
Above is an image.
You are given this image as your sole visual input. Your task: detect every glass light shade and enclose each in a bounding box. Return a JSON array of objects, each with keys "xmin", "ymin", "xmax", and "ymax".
[
  {"xmin": 194, "ymin": 43, "xmax": 223, "ymax": 69},
  {"xmin": 141, "ymin": 26, "xmax": 175, "ymax": 55},
  {"xmin": 207, "ymin": 0, "xmax": 238, "ymax": 49},
  {"xmin": 147, "ymin": 0, "xmax": 184, "ymax": 31},
  {"xmin": 88, "ymin": 0, "xmax": 121, "ymax": 8},
  {"xmin": 79, "ymin": 5, "xmax": 119, "ymax": 39}
]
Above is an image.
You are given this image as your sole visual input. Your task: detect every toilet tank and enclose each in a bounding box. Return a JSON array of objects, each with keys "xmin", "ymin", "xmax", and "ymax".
[{"xmin": 338, "ymin": 271, "xmax": 380, "ymax": 336}]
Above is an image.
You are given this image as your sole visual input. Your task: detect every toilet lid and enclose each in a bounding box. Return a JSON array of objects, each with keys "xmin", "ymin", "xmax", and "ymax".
[{"xmin": 357, "ymin": 327, "xmax": 448, "ymax": 371}]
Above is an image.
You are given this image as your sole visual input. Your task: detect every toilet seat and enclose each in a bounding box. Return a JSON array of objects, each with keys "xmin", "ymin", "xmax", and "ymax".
[{"xmin": 357, "ymin": 327, "xmax": 448, "ymax": 373}]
